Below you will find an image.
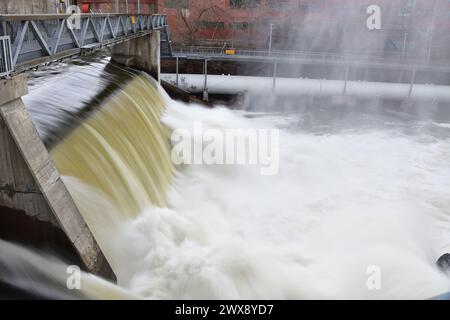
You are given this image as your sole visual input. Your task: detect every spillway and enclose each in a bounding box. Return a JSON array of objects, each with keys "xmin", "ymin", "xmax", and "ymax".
[{"xmin": 1, "ymin": 56, "xmax": 450, "ymax": 299}]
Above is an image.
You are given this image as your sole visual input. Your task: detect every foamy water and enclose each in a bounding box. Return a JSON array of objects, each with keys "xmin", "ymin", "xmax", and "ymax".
[
  {"xmin": 3, "ymin": 63, "xmax": 450, "ymax": 299},
  {"xmin": 62, "ymin": 98, "xmax": 450, "ymax": 300}
]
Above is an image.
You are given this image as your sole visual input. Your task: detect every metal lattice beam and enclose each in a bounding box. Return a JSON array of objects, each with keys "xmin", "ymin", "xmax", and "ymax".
[
  {"xmin": 0, "ymin": 14, "xmax": 173, "ymax": 76},
  {"xmin": 0, "ymin": 36, "xmax": 12, "ymax": 77}
]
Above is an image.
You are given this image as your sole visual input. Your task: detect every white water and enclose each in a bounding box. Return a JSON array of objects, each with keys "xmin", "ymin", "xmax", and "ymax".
[
  {"xmin": 61, "ymin": 97, "xmax": 450, "ymax": 300},
  {"xmin": 3, "ymin": 70, "xmax": 450, "ymax": 299}
]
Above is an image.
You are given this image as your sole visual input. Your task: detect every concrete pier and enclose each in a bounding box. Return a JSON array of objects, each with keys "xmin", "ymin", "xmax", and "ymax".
[
  {"xmin": 111, "ymin": 31, "xmax": 161, "ymax": 82},
  {"xmin": 0, "ymin": 74, "xmax": 116, "ymax": 282}
]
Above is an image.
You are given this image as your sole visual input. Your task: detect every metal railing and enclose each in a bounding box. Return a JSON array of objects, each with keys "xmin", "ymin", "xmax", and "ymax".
[
  {"xmin": 0, "ymin": 14, "xmax": 172, "ymax": 76},
  {"xmin": 173, "ymin": 45, "xmax": 450, "ymax": 72},
  {"xmin": 175, "ymin": 46, "xmax": 396, "ymax": 62},
  {"xmin": 0, "ymin": 36, "xmax": 13, "ymax": 77}
]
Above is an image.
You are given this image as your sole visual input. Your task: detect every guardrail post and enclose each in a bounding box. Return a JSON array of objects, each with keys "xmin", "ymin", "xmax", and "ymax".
[
  {"xmin": 408, "ymin": 69, "xmax": 417, "ymax": 100},
  {"xmin": 203, "ymin": 59, "xmax": 208, "ymax": 101},
  {"xmin": 343, "ymin": 63, "xmax": 349, "ymax": 95},
  {"xmin": 176, "ymin": 57, "xmax": 179, "ymax": 86},
  {"xmin": 272, "ymin": 61, "xmax": 277, "ymax": 91}
]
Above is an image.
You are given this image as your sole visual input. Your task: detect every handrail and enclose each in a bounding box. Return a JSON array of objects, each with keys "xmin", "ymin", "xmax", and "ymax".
[
  {"xmin": 173, "ymin": 45, "xmax": 450, "ymax": 71},
  {"xmin": 0, "ymin": 13, "xmax": 167, "ymax": 21},
  {"xmin": 0, "ymin": 14, "xmax": 172, "ymax": 76}
]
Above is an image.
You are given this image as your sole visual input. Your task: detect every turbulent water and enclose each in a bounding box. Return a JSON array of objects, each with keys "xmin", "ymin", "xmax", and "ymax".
[{"xmin": 1, "ymin": 58, "xmax": 450, "ymax": 299}]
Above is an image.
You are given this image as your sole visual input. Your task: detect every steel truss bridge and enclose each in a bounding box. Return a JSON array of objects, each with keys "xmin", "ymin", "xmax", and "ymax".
[{"xmin": 0, "ymin": 13, "xmax": 173, "ymax": 77}]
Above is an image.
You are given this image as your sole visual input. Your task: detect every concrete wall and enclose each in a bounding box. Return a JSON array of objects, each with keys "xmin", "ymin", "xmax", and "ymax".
[
  {"xmin": 0, "ymin": 75, "xmax": 115, "ymax": 282},
  {"xmin": 111, "ymin": 30, "xmax": 160, "ymax": 82},
  {"xmin": 0, "ymin": 0, "xmax": 58, "ymax": 14}
]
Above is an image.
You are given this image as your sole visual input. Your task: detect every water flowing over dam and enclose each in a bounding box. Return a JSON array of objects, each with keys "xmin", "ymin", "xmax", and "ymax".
[{"xmin": 1, "ymin": 57, "xmax": 450, "ymax": 299}]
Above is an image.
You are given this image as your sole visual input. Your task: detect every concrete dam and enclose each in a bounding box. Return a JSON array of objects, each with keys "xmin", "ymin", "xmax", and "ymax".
[
  {"xmin": 0, "ymin": 11, "xmax": 171, "ymax": 290},
  {"xmin": 0, "ymin": 59, "xmax": 174, "ymax": 298},
  {"xmin": 0, "ymin": 8, "xmax": 450, "ymax": 300}
]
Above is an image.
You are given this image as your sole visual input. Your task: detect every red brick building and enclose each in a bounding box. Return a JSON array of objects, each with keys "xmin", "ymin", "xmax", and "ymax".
[
  {"xmin": 157, "ymin": 0, "xmax": 450, "ymax": 60},
  {"xmin": 73, "ymin": 1, "xmax": 450, "ymax": 59}
]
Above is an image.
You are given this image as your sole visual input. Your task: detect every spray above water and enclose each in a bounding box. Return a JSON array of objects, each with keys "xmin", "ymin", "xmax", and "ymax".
[
  {"xmin": 148, "ymin": 101, "xmax": 450, "ymax": 299},
  {"xmin": 0, "ymin": 239, "xmax": 133, "ymax": 300}
]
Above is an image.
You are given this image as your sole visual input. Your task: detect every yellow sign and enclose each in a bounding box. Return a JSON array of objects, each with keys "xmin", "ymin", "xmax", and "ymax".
[{"xmin": 225, "ymin": 49, "xmax": 236, "ymax": 55}]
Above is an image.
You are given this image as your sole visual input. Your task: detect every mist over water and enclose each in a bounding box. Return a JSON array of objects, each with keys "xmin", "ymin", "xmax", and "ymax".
[
  {"xmin": 1, "ymin": 57, "xmax": 450, "ymax": 299},
  {"xmin": 114, "ymin": 100, "xmax": 450, "ymax": 299}
]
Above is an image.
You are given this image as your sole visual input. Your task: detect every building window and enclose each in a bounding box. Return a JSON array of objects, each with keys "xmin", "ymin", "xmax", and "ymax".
[
  {"xmin": 299, "ymin": 1, "xmax": 320, "ymax": 12},
  {"xmin": 197, "ymin": 21, "xmax": 225, "ymax": 29},
  {"xmin": 268, "ymin": 0, "xmax": 293, "ymax": 11},
  {"xmin": 165, "ymin": 0, "xmax": 188, "ymax": 9},
  {"xmin": 229, "ymin": 22, "xmax": 257, "ymax": 30},
  {"xmin": 229, "ymin": 0, "xmax": 261, "ymax": 9}
]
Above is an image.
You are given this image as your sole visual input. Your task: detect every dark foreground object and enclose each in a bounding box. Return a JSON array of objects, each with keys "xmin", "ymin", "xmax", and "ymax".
[{"xmin": 437, "ymin": 253, "xmax": 450, "ymax": 273}]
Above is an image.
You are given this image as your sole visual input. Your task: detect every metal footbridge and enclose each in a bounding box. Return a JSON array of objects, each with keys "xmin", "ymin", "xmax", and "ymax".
[
  {"xmin": 171, "ymin": 46, "xmax": 450, "ymax": 102},
  {"xmin": 173, "ymin": 46, "xmax": 450, "ymax": 73},
  {"xmin": 0, "ymin": 13, "xmax": 173, "ymax": 77}
]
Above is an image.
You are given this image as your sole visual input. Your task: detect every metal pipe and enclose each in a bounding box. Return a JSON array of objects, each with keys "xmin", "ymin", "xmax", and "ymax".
[{"xmin": 161, "ymin": 73, "xmax": 450, "ymax": 102}]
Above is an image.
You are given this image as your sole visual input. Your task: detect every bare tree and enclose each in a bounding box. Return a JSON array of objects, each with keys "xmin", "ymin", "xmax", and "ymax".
[{"xmin": 177, "ymin": 2, "xmax": 225, "ymax": 46}]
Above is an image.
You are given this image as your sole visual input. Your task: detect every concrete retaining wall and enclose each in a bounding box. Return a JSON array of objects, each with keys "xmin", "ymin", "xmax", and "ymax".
[
  {"xmin": 0, "ymin": 74, "xmax": 115, "ymax": 282},
  {"xmin": 111, "ymin": 31, "xmax": 161, "ymax": 82}
]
